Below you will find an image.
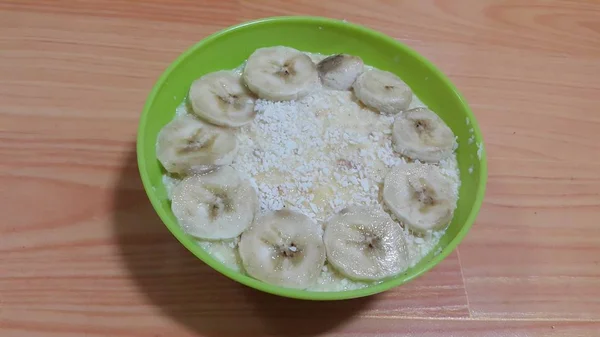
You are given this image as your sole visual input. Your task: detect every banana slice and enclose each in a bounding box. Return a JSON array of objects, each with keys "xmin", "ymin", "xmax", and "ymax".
[
  {"xmin": 383, "ymin": 163, "xmax": 458, "ymax": 232},
  {"xmin": 156, "ymin": 115, "xmax": 238, "ymax": 174},
  {"xmin": 353, "ymin": 69, "xmax": 413, "ymax": 114},
  {"xmin": 317, "ymin": 54, "xmax": 364, "ymax": 90},
  {"xmin": 238, "ymin": 210, "xmax": 326, "ymax": 289},
  {"xmin": 243, "ymin": 46, "xmax": 319, "ymax": 101},
  {"xmin": 323, "ymin": 205, "xmax": 408, "ymax": 281},
  {"xmin": 171, "ymin": 166, "xmax": 258, "ymax": 240},
  {"xmin": 188, "ymin": 70, "xmax": 257, "ymax": 127},
  {"xmin": 392, "ymin": 107, "xmax": 456, "ymax": 162}
]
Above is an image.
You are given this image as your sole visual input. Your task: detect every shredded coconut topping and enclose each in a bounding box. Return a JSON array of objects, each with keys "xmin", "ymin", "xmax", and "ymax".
[{"xmin": 232, "ymin": 90, "xmax": 406, "ymax": 222}]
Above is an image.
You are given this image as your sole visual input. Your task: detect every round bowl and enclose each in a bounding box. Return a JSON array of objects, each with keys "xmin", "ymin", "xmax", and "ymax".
[{"xmin": 137, "ymin": 16, "xmax": 487, "ymax": 300}]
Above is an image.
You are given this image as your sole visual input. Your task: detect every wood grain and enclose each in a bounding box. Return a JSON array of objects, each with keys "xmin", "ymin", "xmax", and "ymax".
[{"xmin": 1, "ymin": 0, "xmax": 600, "ymax": 336}]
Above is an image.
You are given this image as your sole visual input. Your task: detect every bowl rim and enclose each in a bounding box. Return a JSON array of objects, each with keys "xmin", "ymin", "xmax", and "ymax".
[{"xmin": 137, "ymin": 15, "xmax": 488, "ymax": 301}]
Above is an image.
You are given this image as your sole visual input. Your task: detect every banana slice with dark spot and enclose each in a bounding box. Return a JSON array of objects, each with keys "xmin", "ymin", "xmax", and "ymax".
[
  {"xmin": 317, "ymin": 54, "xmax": 364, "ymax": 90},
  {"xmin": 171, "ymin": 166, "xmax": 258, "ymax": 240}
]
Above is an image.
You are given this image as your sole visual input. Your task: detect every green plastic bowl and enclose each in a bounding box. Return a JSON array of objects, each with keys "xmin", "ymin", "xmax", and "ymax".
[{"xmin": 137, "ymin": 16, "xmax": 487, "ymax": 300}]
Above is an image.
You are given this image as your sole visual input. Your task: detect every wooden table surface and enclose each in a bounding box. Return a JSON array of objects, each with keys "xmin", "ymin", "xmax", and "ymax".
[{"xmin": 1, "ymin": 0, "xmax": 599, "ymax": 336}]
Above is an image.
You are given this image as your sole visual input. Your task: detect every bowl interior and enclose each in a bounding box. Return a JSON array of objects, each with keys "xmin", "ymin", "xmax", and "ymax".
[{"xmin": 137, "ymin": 16, "xmax": 487, "ymax": 300}]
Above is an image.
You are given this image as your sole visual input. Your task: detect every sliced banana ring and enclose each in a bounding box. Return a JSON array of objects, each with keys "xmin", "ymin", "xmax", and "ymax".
[
  {"xmin": 392, "ymin": 107, "xmax": 456, "ymax": 162},
  {"xmin": 383, "ymin": 163, "xmax": 458, "ymax": 232},
  {"xmin": 243, "ymin": 46, "xmax": 319, "ymax": 101},
  {"xmin": 353, "ymin": 69, "xmax": 413, "ymax": 114},
  {"xmin": 156, "ymin": 115, "xmax": 238, "ymax": 174},
  {"xmin": 171, "ymin": 166, "xmax": 258, "ymax": 240},
  {"xmin": 317, "ymin": 54, "xmax": 364, "ymax": 90},
  {"xmin": 238, "ymin": 210, "xmax": 326, "ymax": 289},
  {"xmin": 188, "ymin": 70, "xmax": 257, "ymax": 127},
  {"xmin": 324, "ymin": 205, "xmax": 408, "ymax": 281}
]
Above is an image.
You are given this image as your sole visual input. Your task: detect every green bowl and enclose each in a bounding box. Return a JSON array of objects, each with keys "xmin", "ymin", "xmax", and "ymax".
[{"xmin": 137, "ymin": 16, "xmax": 487, "ymax": 300}]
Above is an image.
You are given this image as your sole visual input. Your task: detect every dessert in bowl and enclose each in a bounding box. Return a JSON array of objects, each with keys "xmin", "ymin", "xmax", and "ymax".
[{"xmin": 137, "ymin": 16, "xmax": 487, "ymax": 300}]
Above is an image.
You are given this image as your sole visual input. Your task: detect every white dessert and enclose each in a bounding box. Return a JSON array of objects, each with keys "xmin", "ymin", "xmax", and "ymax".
[{"xmin": 157, "ymin": 46, "xmax": 461, "ymax": 291}]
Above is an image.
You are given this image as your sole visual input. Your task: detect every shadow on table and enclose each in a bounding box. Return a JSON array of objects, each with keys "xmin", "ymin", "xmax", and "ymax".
[{"xmin": 113, "ymin": 146, "xmax": 373, "ymax": 336}]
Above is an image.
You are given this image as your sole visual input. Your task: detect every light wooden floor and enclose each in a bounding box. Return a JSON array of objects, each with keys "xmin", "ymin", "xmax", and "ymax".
[{"xmin": 1, "ymin": 1, "xmax": 599, "ymax": 336}]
